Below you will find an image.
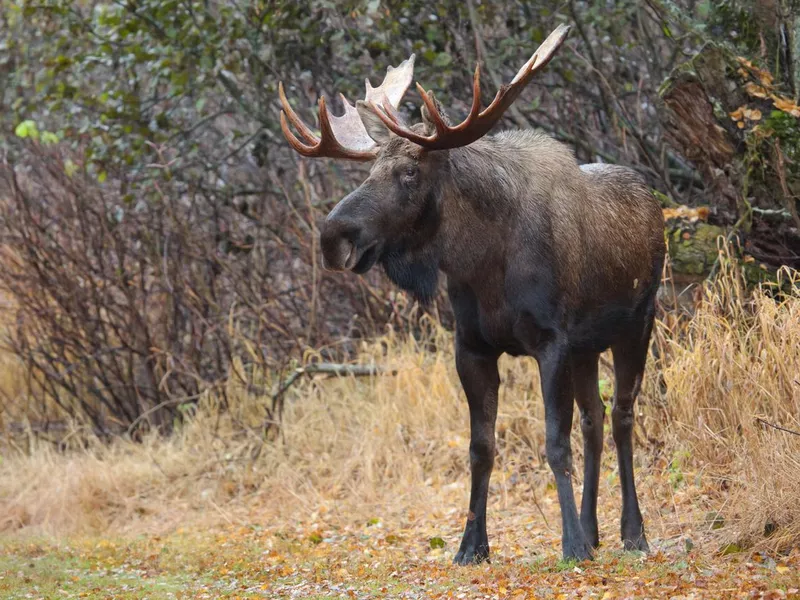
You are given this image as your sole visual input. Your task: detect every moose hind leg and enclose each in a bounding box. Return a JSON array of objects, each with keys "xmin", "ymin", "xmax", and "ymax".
[
  {"xmin": 453, "ymin": 340, "xmax": 500, "ymax": 565},
  {"xmin": 611, "ymin": 333, "xmax": 652, "ymax": 552},
  {"xmin": 572, "ymin": 353, "xmax": 604, "ymax": 549}
]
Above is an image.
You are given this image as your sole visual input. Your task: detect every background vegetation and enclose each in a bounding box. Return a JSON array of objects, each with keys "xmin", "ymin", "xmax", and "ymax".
[
  {"xmin": 2, "ymin": 0, "xmax": 799, "ymax": 431},
  {"xmin": 0, "ymin": 1, "xmax": 799, "ymax": 597}
]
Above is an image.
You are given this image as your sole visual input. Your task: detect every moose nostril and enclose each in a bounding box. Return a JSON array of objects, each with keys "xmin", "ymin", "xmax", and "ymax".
[
  {"xmin": 320, "ymin": 224, "xmax": 358, "ymax": 271},
  {"xmin": 343, "ymin": 241, "xmax": 357, "ymax": 270}
]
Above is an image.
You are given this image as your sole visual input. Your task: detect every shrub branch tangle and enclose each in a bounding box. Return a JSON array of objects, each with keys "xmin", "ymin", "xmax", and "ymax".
[
  {"xmin": 0, "ymin": 1, "xmax": 797, "ymax": 432},
  {"xmin": 0, "ymin": 146, "xmax": 404, "ymax": 433}
]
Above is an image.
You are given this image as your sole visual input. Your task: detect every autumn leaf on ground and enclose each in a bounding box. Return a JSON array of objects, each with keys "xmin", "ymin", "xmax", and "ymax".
[
  {"xmin": 773, "ymin": 96, "xmax": 800, "ymax": 117},
  {"xmin": 662, "ymin": 206, "xmax": 710, "ymax": 222},
  {"xmin": 729, "ymin": 106, "xmax": 762, "ymax": 122}
]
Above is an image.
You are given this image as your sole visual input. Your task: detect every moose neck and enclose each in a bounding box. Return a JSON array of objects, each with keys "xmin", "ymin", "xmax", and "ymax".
[
  {"xmin": 381, "ymin": 133, "xmax": 565, "ymax": 301},
  {"xmin": 435, "ymin": 139, "xmax": 522, "ymax": 285},
  {"xmin": 379, "ymin": 188, "xmax": 442, "ymax": 303}
]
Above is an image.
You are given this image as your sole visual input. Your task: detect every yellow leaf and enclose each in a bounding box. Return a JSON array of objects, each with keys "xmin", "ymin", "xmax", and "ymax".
[
  {"xmin": 729, "ymin": 107, "xmax": 745, "ymax": 121},
  {"xmin": 745, "ymin": 82, "xmax": 770, "ymax": 99},
  {"xmin": 775, "ymin": 564, "xmax": 790, "ymax": 574},
  {"xmin": 773, "ymin": 96, "xmax": 800, "ymax": 117},
  {"xmin": 743, "ymin": 108, "xmax": 762, "ymax": 121}
]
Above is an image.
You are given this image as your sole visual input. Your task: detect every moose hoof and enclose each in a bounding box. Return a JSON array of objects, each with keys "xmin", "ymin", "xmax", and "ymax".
[
  {"xmin": 623, "ymin": 534, "xmax": 650, "ymax": 553},
  {"xmin": 580, "ymin": 519, "xmax": 600, "ymax": 549},
  {"xmin": 455, "ymin": 519, "xmax": 490, "ymax": 565},
  {"xmin": 563, "ymin": 537, "xmax": 595, "ymax": 562},
  {"xmin": 454, "ymin": 544, "xmax": 490, "ymax": 565}
]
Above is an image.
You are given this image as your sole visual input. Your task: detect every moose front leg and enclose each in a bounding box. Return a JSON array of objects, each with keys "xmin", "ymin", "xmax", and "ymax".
[
  {"xmin": 540, "ymin": 345, "xmax": 594, "ymax": 561},
  {"xmin": 453, "ymin": 340, "xmax": 500, "ymax": 565}
]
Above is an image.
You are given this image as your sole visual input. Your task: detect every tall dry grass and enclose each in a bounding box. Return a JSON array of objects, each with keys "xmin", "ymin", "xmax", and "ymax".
[
  {"xmin": 654, "ymin": 258, "xmax": 800, "ymax": 549},
  {"xmin": 0, "ymin": 260, "xmax": 798, "ymax": 553}
]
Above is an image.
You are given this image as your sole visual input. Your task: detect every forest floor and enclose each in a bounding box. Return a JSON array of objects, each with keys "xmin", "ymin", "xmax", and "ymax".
[
  {"xmin": 2, "ymin": 271, "xmax": 799, "ymax": 598},
  {"xmin": 1, "ymin": 476, "xmax": 798, "ymax": 600}
]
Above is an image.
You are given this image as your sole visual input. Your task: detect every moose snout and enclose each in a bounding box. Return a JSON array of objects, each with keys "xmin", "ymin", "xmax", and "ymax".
[{"xmin": 320, "ymin": 211, "xmax": 361, "ymax": 272}]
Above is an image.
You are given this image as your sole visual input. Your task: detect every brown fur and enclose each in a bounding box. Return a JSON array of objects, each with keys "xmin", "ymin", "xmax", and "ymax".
[{"xmin": 320, "ymin": 120, "xmax": 666, "ymax": 563}]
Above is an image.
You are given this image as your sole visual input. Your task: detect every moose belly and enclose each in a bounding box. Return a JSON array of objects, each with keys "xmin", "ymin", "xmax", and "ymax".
[{"xmin": 477, "ymin": 306, "xmax": 539, "ymax": 357}]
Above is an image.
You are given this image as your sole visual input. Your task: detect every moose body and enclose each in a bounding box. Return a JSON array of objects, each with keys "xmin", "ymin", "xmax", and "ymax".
[{"xmin": 279, "ymin": 25, "xmax": 666, "ymax": 563}]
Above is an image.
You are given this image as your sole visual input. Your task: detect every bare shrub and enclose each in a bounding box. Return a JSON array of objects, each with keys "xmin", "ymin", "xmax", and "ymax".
[{"xmin": 0, "ymin": 143, "xmax": 439, "ymax": 434}]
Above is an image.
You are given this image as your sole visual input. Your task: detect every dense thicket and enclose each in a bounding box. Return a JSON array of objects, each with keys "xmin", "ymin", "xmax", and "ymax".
[{"xmin": 0, "ymin": 0, "xmax": 797, "ymax": 433}]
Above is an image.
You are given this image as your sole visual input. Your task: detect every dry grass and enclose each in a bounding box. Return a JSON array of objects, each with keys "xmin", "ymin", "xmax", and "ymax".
[{"xmin": 0, "ymin": 261, "xmax": 798, "ymax": 557}]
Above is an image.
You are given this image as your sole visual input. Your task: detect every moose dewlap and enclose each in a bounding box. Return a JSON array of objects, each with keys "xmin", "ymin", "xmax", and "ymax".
[{"xmin": 279, "ymin": 24, "xmax": 665, "ymax": 563}]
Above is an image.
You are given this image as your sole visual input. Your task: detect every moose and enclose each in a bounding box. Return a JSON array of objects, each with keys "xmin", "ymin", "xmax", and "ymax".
[{"xmin": 279, "ymin": 24, "xmax": 665, "ymax": 563}]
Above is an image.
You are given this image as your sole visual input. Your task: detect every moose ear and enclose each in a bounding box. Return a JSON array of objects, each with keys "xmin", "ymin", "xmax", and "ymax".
[
  {"xmin": 356, "ymin": 100, "xmax": 392, "ymax": 145},
  {"xmin": 420, "ymin": 92, "xmax": 450, "ymax": 136}
]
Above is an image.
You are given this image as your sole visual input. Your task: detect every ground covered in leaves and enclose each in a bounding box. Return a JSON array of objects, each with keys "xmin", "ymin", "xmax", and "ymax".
[
  {"xmin": 2, "ymin": 272, "xmax": 799, "ymax": 598},
  {"xmin": 2, "ymin": 499, "xmax": 798, "ymax": 600}
]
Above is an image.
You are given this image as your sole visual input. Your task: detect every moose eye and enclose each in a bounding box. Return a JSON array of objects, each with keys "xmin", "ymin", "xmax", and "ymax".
[{"xmin": 403, "ymin": 165, "xmax": 418, "ymax": 180}]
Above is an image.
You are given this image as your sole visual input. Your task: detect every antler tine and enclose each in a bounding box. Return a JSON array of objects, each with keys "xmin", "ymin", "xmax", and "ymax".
[
  {"xmin": 279, "ymin": 54, "xmax": 417, "ymax": 161},
  {"xmin": 417, "ymin": 85, "xmax": 450, "ymax": 135},
  {"xmin": 279, "ymin": 81, "xmax": 321, "ymax": 154},
  {"xmin": 366, "ymin": 24, "xmax": 571, "ymax": 151},
  {"xmin": 278, "ymin": 82, "xmax": 378, "ymax": 161},
  {"xmin": 370, "ymin": 100, "xmax": 429, "ymax": 145}
]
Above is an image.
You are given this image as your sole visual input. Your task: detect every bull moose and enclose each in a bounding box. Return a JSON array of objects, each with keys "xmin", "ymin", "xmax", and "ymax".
[{"xmin": 278, "ymin": 24, "xmax": 665, "ymax": 563}]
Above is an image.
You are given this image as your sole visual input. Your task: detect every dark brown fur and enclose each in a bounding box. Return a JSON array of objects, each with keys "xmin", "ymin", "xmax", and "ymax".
[{"xmin": 321, "ymin": 118, "xmax": 665, "ymax": 563}]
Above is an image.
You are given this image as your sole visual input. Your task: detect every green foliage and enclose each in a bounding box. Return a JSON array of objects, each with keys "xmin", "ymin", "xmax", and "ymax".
[
  {"xmin": 598, "ymin": 378, "xmax": 613, "ymax": 402},
  {"xmin": 2, "ymin": 0, "xmax": 480, "ymax": 186},
  {"xmin": 1, "ymin": 0, "xmax": 716, "ymax": 191},
  {"xmin": 667, "ymin": 450, "xmax": 691, "ymax": 489},
  {"xmin": 14, "ymin": 119, "xmax": 39, "ymax": 139}
]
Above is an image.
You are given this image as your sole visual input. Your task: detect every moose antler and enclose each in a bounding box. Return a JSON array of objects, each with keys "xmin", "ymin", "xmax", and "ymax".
[
  {"xmin": 369, "ymin": 24, "xmax": 571, "ymax": 150},
  {"xmin": 279, "ymin": 56, "xmax": 416, "ymax": 161}
]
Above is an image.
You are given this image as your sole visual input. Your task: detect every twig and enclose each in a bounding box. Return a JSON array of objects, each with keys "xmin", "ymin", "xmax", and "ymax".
[
  {"xmin": 298, "ymin": 162, "xmax": 319, "ymax": 341},
  {"xmin": 246, "ymin": 362, "xmax": 394, "ymax": 403},
  {"xmin": 126, "ymin": 391, "xmax": 205, "ymax": 436},
  {"xmin": 755, "ymin": 417, "xmax": 800, "ymax": 437},
  {"xmin": 706, "ymin": 208, "xmax": 750, "ymax": 282},
  {"xmin": 464, "ymin": 0, "xmax": 530, "ymax": 130},
  {"xmin": 528, "ymin": 484, "xmax": 552, "ymax": 532},
  {"xmin": 752, "ymin": 206, "xmax": 792, "ymax": 219},
  {"xmin": 773, "ymin": 140, "xmax": 800, "ymax": 231}
]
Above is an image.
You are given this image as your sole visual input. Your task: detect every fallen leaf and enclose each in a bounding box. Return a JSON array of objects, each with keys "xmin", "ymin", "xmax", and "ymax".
[
  {"xmin": 729, "ymin": 107, "xmax": 745, "ymax": 121},
  {"xmin": 773, "ymin": 96, "xmax": 800, "ymax": 117},
  {"xmin": 745, "ymin": 82, "xmax": 770, "ymax": 99}
]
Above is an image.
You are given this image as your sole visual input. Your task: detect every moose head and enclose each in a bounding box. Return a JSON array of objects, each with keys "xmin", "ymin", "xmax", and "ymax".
[{"xmin": 279, "ymin": 25, "xmax": 571, "ymax": 300}]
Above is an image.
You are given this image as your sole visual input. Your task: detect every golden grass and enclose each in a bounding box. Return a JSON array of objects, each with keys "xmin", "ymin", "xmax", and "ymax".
[{"xmin": 0, "ymin": 261, "xmax": 798, "ymax": 556}]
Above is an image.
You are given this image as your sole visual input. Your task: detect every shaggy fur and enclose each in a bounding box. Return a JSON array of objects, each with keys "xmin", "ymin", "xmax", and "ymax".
[{"xmin": 319, "ymin": 118, "xmax": 665, "ymax": 564}]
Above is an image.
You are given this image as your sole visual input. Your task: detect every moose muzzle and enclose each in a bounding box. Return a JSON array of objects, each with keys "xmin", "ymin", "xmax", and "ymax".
[{"xmin": 320, "ymin": 191, "xmax": 382, "ymax": 273}]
